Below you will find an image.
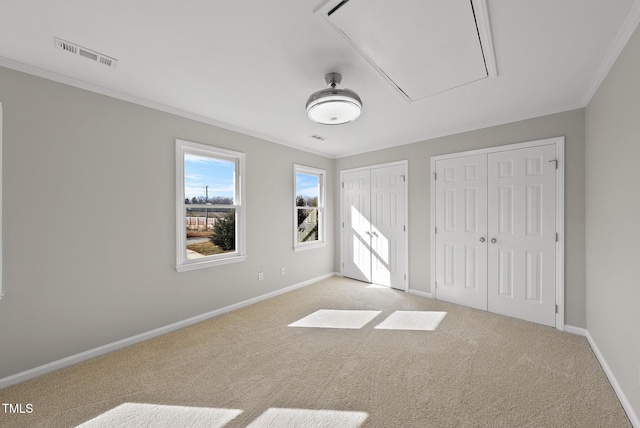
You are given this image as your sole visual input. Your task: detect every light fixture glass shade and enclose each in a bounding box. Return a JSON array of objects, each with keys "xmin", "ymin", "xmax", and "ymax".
[{"xmin": 306, "ymin": 88, "xmax": 362, "ymax": 125}]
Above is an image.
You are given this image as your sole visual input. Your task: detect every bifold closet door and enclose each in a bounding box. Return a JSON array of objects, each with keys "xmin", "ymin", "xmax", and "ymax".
[
  {"xmin": 434, "ymin": 144, "xmax": 558, "ymax": 327},
  {"xmin": 342, "ymin": 165, "xmax": 406, "ymax": 289},
  {"xmin": 434, "ymin": 154, "xmax": 488, "ymax": 310},
  {"xmin": 487, "ymin": 145, "xmax": 557, "ymax": 327}
]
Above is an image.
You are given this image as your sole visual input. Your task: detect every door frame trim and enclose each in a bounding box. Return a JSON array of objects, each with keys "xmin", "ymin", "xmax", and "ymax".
[
  {"xmin": 430, "ymin": 137, "xmax": 565, "ymax": 330},
  {"xmin": 340, "ymin": 160, "xmax": 409, "ymax": 291}
]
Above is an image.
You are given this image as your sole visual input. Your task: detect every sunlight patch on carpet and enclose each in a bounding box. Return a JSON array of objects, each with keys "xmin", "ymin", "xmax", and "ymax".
[
  {"xmin": 76, "ymin": 403, "xmax": 242, "ymax": 428},
  {"xmin": 247, "ymin": 408, "xmax": 368, "ymax": 427},
  {"xmin": 288, "ymin": 309, "xmax": 381, "ymax": 329},
  {"xmin": 374, "ymin": 311, "xmax": 447, "ymax": 331},
  {"xmin": 365, "ymin": 284, "xmax": 389, "ymax": 289}
]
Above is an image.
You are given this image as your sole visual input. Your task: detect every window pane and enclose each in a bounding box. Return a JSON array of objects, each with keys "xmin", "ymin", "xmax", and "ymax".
[
  {"xmin": 295, "ymin": 173, "xmax": 319, "ymax": 207},
  {"xmin": 186, "ymin": 207, "xmax": 236, "ymax": 259},
  {"xmin": 297, "ymin": 208, "xmax": 319, "ymax": 243},
  {"xmin": 184, "ymin": 154, "xmax": 235, "ymax": 204}
]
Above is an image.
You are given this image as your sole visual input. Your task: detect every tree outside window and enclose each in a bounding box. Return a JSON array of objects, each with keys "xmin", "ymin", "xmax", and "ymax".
[
  {"xmin": 176, "ymin": 139, "xmax": 245, "ymax": 272},
  {"xmin": 294, "ymin": 165, "xmax": 325, "ymax": 250}
]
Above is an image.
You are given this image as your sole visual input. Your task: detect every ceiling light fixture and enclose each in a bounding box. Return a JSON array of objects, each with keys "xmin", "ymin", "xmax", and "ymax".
[{"xmin": 306, "ymin": 72, "xmax": 362, "ymax": 125}]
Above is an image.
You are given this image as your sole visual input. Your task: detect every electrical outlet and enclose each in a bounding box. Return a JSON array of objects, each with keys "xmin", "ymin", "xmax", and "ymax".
[
  {"xmin": 258, "ymin": 271, "xmax": 264, "ymax": 281},
  {"xmin": 281, "ymin": 267, "xmax": 286, "ymax": 275}
]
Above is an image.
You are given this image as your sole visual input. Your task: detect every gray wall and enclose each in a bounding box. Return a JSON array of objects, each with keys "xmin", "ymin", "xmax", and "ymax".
[
  {"xmin": 335, "ymin": 109, "xmax": 587, "ymax": 328},
  {"xmin": 0, "ymin": 64, "xmax": 591, "ymax": 381},
  {"xmin": 0, "ymin": 66, "xmax": 335, "ymax": 379},
  {"xmin": 585, "ymin": 24, "xmax": 640, "ymax": 419}
]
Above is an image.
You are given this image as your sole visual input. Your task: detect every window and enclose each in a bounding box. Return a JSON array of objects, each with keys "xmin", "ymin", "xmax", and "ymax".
[
  {"xmin": 294, "ymin": 164, "xmax": 325, "ymax": 251},
  {"xmin": 176, "ymin": 139, "xmax": 245, "ymax": 272}
]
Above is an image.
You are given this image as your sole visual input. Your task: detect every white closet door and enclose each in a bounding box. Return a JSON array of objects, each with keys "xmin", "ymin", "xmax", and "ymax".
[
  {"xmin": 371, "ymin": 165, "xmax": 406, "ymax": 289},
  {"xmin": 434, "ymin": 155, "xmax": 488, "ymax": 310},
  {"xmin": 342, "ymin": 169, "xmax": 372, "ymax": 283},
  {"xmin": 487, "ymin": 145, "xmax": 556, "ymax": 326}
]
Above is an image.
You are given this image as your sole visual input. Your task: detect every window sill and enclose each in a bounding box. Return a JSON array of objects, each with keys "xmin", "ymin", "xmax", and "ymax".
[
  {"xmin": 294, "ymin": 242, "xmax": 326, "ymax": 252},
  {"xmin": 176, "ymin": 254, "xmax": 247, "ymax": 272}
]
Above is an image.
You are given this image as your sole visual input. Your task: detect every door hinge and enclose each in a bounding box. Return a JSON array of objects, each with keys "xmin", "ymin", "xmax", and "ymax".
[
  {"xmin": 435, "ymin": 227, "xmax": 438, "ymax": 234},
  {"xmin": 556, "ymin": 233, "xmax": 559, "ymax": 242},
  {"xmin": 435, "ymin": 281, "xmax": 438, "ymax": 288},
  {"xmin": 433, "ymin": 172, "xmax": 437, "ymax": 181},
  {"xmin": 404, "ymin": 225, "xmax": 406, "ymax": 232},
  {"xmin": 555, "ymin": 304, "xmax": 558, "ymax": 314},
  {"xmin": 341, "ymin": 182, "xmax": 345, "ymax": 188},
  {"xmin": 342, "ymin": 222, "xmax": 345, "ymax": 228},
  {"xmin": 401, "ymin": 174, "xmax": 406, "ymax": 182},
  {"xmin": 342, "ymin": 262, "xmax": 344, "ymax": 268},
  {"xmin": 404, "ymin": 274, "xmax": 407, "ymax": 280}
]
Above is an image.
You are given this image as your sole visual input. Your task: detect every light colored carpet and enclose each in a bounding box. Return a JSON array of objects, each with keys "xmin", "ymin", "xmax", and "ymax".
[{"xmin": 0, "ymin": 276, "xmax": 632, "ymax": 427}]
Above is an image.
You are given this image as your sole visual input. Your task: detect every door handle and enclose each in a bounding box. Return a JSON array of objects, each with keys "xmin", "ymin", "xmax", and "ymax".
[
  {"xmin": 479, "ymin": 237, "xmax": 485, "ymax": 243},
  {"xmin": 490, "ymin": 238, "xmax": 497, "ymax": 244},
  {"xmin": 372, "ymin": 231, "xmax": 379, "ymax": 237}
]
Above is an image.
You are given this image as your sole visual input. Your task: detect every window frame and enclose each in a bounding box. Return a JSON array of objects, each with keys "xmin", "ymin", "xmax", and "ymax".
[
  {"xmin": 176, "ymin": 139, "xmax": 246, "ymax": 272},
  {"xmin": 293, "ymin": 164, "xmax": 326, "ymax": 251}
]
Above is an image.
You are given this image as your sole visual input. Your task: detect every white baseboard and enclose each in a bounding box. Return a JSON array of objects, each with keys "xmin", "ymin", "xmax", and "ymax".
[
  {"xmin": 564, "ymin": 324, "xmax": 587, "ymax": 336},
  {"xmin": 0, "ymin": 273, "xmax": 335, "ymax": 390},
  {"xmin": 585, "ymin": 330, "xmax": 639, "ymax": 427},
  {"xmin": 564, "ymin": 324, "xmax": 637, "ymax": 426},
  {"xmin": 407, "ymin": 288, "xmax": 432, "ymax": 299}
]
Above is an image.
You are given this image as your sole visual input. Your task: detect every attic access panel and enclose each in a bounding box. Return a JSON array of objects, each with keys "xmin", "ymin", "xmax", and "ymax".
[{"xmin": 317, "ymin": 0, "xmax": 496, "ymax": 102}]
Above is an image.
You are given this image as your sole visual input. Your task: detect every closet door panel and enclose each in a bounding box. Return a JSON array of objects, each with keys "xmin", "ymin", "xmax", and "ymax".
[
  {"xmin": 434, "ymin": 154, "xmax": 488, "ymax": 310},
  {"xmin": 342, "ymin": 170, "xmax": 372, "ymax": 282},
  {"xmin": 487, "ymin": 145, "xmax": 556, "ymax": 326},
  {"xmin": 371, "ymin": 165, "xmax": 406, "ymax": 289}
]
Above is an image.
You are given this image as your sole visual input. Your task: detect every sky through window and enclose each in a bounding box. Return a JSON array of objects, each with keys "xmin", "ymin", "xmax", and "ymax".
[
  {"xmin": 296, "ymin": 173, "xmax": 319, "ymax": 198},
  {"xmin": 184, "ymin": 154, "xmax": 235, "ymax": 201}
]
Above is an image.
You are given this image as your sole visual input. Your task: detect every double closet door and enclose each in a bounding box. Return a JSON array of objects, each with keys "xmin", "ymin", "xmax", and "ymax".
[
  {"xmin": 342, "ymin": 163, "xmax": 407, "ymax": 290},
  {"xmin": 434, "ymin": 143, "xmax": 558, "ymax": 327}
]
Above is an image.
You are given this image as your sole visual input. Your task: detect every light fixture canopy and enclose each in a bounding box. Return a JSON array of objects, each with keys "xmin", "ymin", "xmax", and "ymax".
[{"xmin": 306, "ymin": 72, "xmax": 362, "ymax": 125}]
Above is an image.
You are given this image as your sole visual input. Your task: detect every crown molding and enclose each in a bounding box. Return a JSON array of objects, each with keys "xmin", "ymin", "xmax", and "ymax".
[
  {"xmin": 0, "ymin": 57, "xmax": 331, "ymax": 159},
  {"xmin": 334, "ymin": 101, "xmax": 584, "ymax": 158},
  {"xmin": 582, "ymin": 0, "xmax": 640, "ymax": 106}
]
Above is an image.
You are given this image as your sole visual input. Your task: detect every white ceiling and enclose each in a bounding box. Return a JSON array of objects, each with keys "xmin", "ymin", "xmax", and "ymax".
[{"xmin": 0, "ymin": 0, "xmax": 638, "ymax": 158}]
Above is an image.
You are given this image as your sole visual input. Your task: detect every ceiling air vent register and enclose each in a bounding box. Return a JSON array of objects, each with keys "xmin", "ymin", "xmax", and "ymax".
[{"xmin": 55, "ymin": 37, "xmax": 118, "ymax": 68}]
